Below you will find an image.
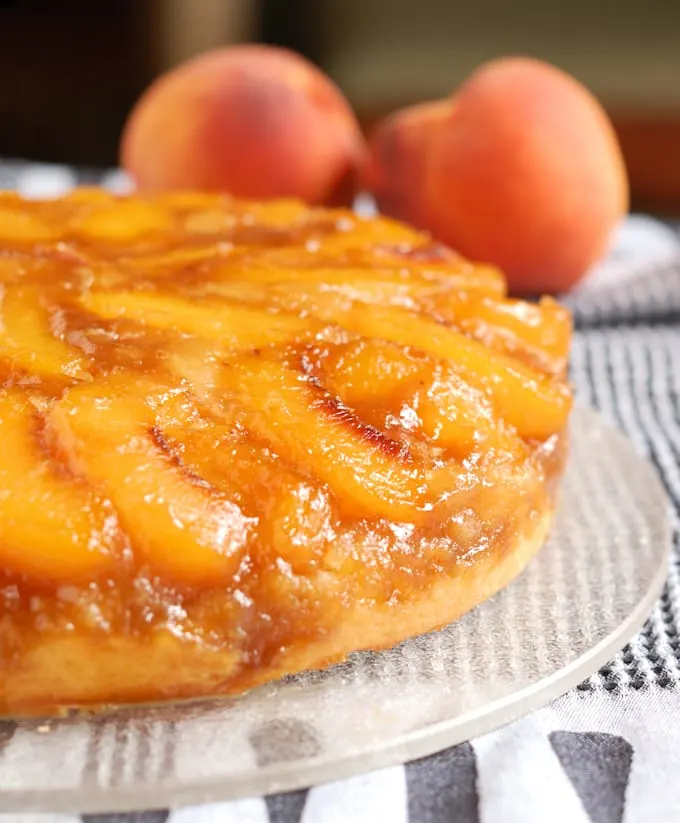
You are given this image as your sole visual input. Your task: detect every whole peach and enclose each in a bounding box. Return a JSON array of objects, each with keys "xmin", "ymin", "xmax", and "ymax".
[
  {"xmin": 121, "ymin": 45, "xmax": 366, "ymax": 205},
  {"xmin": 363, "ymin": 100, "xmax": 452, "ymax": 231},
  {"xmin": 367, "ymin": 57, "xmax": 629, "ymax": 293}
]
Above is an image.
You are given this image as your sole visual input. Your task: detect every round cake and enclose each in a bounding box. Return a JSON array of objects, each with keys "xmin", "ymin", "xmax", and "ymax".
[{"xmin": 0, "ymin": 189, "xmax": 572, "ymax": 716}]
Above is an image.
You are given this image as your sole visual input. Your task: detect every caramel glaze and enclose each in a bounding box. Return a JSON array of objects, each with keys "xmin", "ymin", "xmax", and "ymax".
[{"xmin": 0, "ymin": 190, "xmax": 572, "ymax": 714}]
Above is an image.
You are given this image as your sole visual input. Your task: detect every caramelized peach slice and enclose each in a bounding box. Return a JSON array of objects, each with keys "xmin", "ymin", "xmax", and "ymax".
[
  {"xmin": 154, "ymin": 191, "xmax": 227, "ymax": 211},
  {"xmin": 120, "ymin": 244, "xmax": 234, "ymax": 278},
  {"xmin": 178, "ymin": 199, "xmax": 311, "ymax": 237},
  {"xmin": 49, "ymin": 380, "xmax": 254, "ymax": 585},
  {"xmin": 71, "ymin": 201, "xmax": 174, "ymax": 242},
  {"xmin": 210, "ymin": 354, "xmax": 462, "ymax": 521},
  {"xmin": 212, "ymin": 258, "xmax": 494, "ymax": 287},
  {"xmin": 316, "ymin": 340, "xmax": 527, "ymax": 459},
  {"xmin": 234, "ymin": 199, "xmax": 315, "ymax": 228},
  {"xmin": 81, "ymin": 290, "xmax": 323, "ymax": 351},
  {"xmin": 345, "ymin": 304, "xmax": 571, "ymax": 440},
  {"xmin": 214, "ymin": 247, "xmax": 506, "ymax": 296},
  {"xmin": 158, "ymin": 412, "xmax": 334, "ymax": 571},
  {"xmin": 0, "ymin": 287, "xmax": 91, "ymax": 380},
  {"xmin": 0, "ymin": 390, "xmax": 116, "ymax": 581},
  {"xmin": 207, "ymin": 276, "xmax": 429, "ymax": 312},
  {"xmin": 213, "ymin": 265, "xmax": 429, "ymax": 287},
  {"xmin": 0, "ymin": 205, "xmax": 60, "ymax": 242},
  {"xmin": 301, "ymin": 215, "xmax": 423, "ymax": 253},
  {"xmin": 437, "ymin": 293, "xmax": 572, "ymax": 360},
  {"xmin": 62, "ymin": 187, "xmax": 119, "ymax": 206}
]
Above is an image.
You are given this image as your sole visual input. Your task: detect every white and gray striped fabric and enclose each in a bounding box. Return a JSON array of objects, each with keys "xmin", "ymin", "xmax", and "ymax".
[{"xmin": 1, "ymin": 161, "xmax": 679, "ymax": 823}]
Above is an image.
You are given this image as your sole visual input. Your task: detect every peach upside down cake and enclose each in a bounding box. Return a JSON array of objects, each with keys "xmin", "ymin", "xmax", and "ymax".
[{"xmin": 0, "ymin": 189, "xmax": 572, "ymax": 716}]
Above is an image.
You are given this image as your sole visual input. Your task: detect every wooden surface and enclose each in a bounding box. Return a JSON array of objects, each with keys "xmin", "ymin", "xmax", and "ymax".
[{"xmin": 611, "ymin": 113, "xmax": 680, "ymax": 215}]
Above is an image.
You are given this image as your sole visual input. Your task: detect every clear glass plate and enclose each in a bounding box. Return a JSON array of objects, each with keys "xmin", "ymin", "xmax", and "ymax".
[{"xmin": 0, "ymin": 406, "xmax": 671, "ymax": 813}]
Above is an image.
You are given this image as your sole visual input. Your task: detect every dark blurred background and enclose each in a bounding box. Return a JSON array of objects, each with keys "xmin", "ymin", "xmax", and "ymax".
[{"xmin": 1, "ymin": 0, "xmax": 680, "ymax": 213}]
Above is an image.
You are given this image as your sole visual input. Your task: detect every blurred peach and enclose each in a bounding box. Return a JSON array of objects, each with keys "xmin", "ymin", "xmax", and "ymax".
[
  {"xmin": 363, "ymin": 100, "xmax": 452, "ymax": 230},
  {"xmin": 366, "ymin": 57, "xmax": 629, "ymax": 293},
  {"xmin": 121, "ymin": 45, "xmax": 366, "ymax": 205}
]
